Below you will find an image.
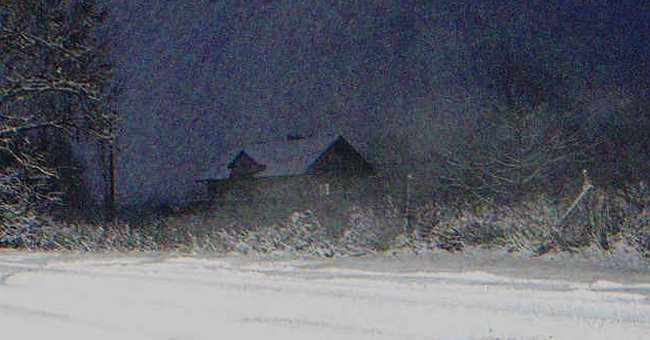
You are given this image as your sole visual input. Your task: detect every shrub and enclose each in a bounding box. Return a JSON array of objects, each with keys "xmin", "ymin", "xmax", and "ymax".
[{"xmin": 1, "ymin": 183, "xmax": 649, "ymax": 262}]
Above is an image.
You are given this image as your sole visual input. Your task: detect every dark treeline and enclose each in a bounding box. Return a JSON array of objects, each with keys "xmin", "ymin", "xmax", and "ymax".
[
  {"xmin": 367, "ymin": 0, "xmax": 649, "ymax": 203},
  {"xmin": 0, "ymin": 0, "xmax": 648, "ymax": 235}
]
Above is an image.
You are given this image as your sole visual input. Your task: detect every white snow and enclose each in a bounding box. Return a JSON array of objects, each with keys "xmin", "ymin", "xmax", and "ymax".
[{"xmin": 0, "ymin": 251, "xmax": 649, "ymax": 339}]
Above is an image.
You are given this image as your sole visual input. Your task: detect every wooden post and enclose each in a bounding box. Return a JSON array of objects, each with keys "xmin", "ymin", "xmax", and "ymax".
[{"xmin": 556, "ymin": 169, "xmax": 593, "ymax": 228}]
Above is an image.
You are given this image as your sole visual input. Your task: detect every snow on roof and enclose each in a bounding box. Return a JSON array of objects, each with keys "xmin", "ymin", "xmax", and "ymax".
[{"xmin": 199, "ymin": 135, "xmax": 343, "ymax": 181}]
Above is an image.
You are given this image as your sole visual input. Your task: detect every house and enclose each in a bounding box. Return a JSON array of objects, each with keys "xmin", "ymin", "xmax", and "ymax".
[{"xmin": 198, "ymin": 134, "xmax": 377, "ymax": 206}]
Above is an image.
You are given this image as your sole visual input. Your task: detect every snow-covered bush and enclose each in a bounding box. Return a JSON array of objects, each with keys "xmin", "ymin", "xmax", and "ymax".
[
  {"xmin": 341, "ymin": 204, "xmax": 403, "ymax": 252},
  {"xmin": 2, "ymin": 182, "xmax": 650, "ymax": 264}
]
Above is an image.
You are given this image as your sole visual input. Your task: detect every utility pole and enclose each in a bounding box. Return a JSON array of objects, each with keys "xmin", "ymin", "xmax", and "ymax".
[
  {"xmin": 106, "ymin": 137, "xmax": 116, "ymax": 222},
  {"xmin": 103, "ymin": 116, "xmax": 117, "ymax": 223},
  {"xmin": 405, "ymin": 173, "xmax": 414, "ymax": 233}
]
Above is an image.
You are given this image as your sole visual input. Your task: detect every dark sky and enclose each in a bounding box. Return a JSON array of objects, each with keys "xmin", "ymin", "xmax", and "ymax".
[{"xmin": 104, "ymin": 0, "xmax": 649, "ymax": 203}]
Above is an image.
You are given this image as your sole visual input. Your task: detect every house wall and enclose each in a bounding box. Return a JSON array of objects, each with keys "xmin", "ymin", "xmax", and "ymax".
[
  {"xmin": 204, "ymin": 137, "xmax": 380, "ymax": 232},
  {"xmin": 207, "ymin": 174, "xmax": 380, "ymax": 206},
  {"xmin": 207, "ymin": 173, "xmax": 381, "ymax": 234}
]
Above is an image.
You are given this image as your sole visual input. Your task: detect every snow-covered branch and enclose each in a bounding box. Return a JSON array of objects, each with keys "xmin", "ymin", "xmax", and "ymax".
[
  {"xmin": 0, "ymin": 22, "xmax": 90, "ymax": 60},
  {"xmin": 1, "ymin": 77, "xmax": 101, "ymax": 106}
]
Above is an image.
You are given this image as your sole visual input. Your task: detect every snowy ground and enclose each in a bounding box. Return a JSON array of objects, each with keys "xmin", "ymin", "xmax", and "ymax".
[{"xmin": 1, "ymin": 250, "xmax": 650, "ymax": 339}]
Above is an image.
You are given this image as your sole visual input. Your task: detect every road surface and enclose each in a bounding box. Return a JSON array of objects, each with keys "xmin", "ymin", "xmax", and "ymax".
[{"xmin": 0, "ymin": 250, "xmax": 649, "ymax": 339}]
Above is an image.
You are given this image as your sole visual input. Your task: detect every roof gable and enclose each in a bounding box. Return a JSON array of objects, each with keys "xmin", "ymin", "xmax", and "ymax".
[
  {"xmin": 227, "ymin": 151, "xmax": 266, "ymax": 176},
  {"xmin": 199, "ymin": 135, "xmax": 370, "ymax": 180},
  {"xmin": 307, "ymin": 136, "xmax": 375, "ymax": 174}
]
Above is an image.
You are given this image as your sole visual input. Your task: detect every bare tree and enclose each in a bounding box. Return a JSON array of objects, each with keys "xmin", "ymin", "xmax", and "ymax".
[
  {"xmin": 435, "ymin": 55, "xmax": 587, "ymax": 202},
  {"xmin": 0, "ymin": 0, "xmax": 116, "ymax": 232}
]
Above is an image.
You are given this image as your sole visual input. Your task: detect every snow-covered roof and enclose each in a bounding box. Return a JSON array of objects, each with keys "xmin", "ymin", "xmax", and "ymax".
[{"xmin": 199, "ymin": 135, "xmax": 346, "ymax": 181}]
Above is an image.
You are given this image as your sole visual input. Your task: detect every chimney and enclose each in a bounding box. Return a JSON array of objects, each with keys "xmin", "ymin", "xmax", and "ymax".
[{"xmin": 286, "ymin": 134, "xmax": 307, "ymax": 141}]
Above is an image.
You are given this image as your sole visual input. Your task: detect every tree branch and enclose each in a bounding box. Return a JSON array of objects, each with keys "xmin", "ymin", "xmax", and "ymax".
[
  {"xmin": 1, "ymin": 77, "xmax": 101, "ymax": 105},
  {"xmin": 0, "ymin": 24, "xmax": 89, "ymax": 60},
  {"xmin": 0, "ymin": 120, "xmax": 63, "ymax": 139}
]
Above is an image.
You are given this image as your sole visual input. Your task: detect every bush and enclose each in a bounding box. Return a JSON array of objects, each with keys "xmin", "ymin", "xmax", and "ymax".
[
  {"xmin": 342, "ymin": 201, "xmax": 404, "ymax": 252},
  {"xmin": 1, "ymin": 183, "xmax": 650, "ymax": 262}
]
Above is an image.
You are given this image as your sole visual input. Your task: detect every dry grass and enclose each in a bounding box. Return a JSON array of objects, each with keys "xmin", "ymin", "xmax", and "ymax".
[{"xmin": 1, "ymin": 183, "xmax": 649, "ymax": 261}]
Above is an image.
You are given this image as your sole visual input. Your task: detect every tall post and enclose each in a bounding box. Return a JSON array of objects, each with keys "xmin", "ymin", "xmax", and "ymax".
[
  {"xmin": 405, "ymin": 173, "xmax": 413, "ymax": 233},
  {"xmin": 103, "ymin": 117, "xmax": 117, "ymax": 223},
  {"xmin": 106, "ymin": 137, "xmax": 116, "ymax": 222}
]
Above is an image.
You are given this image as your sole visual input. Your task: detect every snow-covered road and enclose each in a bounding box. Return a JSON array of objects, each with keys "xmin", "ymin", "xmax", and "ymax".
[{"xmin": 0, "ymin": 251, "xmax": 649, "ymax": 339}]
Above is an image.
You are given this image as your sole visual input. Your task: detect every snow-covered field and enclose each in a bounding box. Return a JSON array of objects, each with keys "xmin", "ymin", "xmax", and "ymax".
[{"xmin": 1, "ymin": 250, "xmax": 650, "ymax": 339}]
